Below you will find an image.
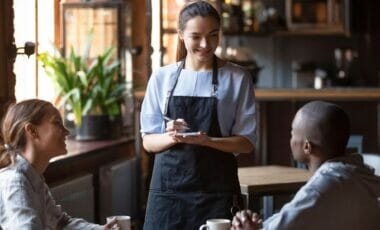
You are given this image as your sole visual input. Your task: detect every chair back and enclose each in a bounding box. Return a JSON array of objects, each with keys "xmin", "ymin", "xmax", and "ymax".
[
  {"xmin": 361, "ymin": 153, "xmax": 380, "ymax": 176},
  {"xmin": 346, "ymin": 135, "xmax": 363, "ymax": 154}
]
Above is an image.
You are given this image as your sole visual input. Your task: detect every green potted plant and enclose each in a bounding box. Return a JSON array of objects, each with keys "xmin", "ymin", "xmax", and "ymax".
[{"xmin": 38, "ymin": 39, "xmax": 126, "ymax": 140}]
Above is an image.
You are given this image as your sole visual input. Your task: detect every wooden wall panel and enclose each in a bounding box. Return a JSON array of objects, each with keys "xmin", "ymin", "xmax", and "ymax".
[
  {"xmin": 0, "ymin": 0, "xmax": 16, "ymax": 120},
  {"xmin": 131, "ymin": 0, "xmax": 149, "ymax": 89}
]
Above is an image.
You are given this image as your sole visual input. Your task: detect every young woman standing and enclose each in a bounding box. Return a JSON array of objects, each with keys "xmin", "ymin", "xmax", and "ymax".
[{"xmin": 141, "ymin": 1, "xmax": 256, "ymax": 229}]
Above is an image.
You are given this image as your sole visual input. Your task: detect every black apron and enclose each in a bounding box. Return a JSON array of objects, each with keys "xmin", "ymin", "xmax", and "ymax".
[{"xmin": 144, "ymin": 57, "xmax": 241, "ymax": 230}]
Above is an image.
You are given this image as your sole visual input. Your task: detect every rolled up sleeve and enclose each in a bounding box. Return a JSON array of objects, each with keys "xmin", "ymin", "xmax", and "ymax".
[
  {"xmin": 231, "ymin": 72, "xmax": 257, "ymax": 145},
  {"xmin": 140, "ymin": 71, "xmax": 166, "ymax": 136}
]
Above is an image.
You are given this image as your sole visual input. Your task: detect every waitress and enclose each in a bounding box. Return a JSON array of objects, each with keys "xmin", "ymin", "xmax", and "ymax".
[{"xmin": 140, "ymin": 1, "xmax": 256, "ymax": 229}]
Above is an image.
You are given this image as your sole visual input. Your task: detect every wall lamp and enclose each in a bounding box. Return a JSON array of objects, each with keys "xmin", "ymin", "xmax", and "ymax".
[{"xmin": 9, "ymin": 41, "xmax": 35, "ymax": 59}]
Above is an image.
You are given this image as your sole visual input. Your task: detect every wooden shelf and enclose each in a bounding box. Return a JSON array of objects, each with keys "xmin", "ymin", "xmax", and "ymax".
[
  {"xmin": 223, "ymin": 30, "xmax": 272, "ymax": 36},
  {"xmin": 50, "ymin": 136, "xmax": 134, "ymax": 163},
  {"xmin": 223, "ymin": 29, "xmax": 349, "ymax": 37},
  {"xmin": 162, "ymin": 28, "xmax": 177, "ymax": 34},
  {"xmin": 255, "ymin": 88, "xmax": 380, "ymax": 101},
  {"xmin": 274, "ymin": 30, "xmax": 349, "ymax": 37},
  {"xmin": 163, "ymin": 28, "xmax": 349, "ymax": 37},
  {"xmin": 135, "ymin": 88, "xmax": 380, "ymax": 102}
]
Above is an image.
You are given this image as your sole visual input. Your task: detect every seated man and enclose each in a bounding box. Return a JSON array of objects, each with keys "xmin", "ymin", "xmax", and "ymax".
[{"xmin": 232, "ymin": 101, "xmax": 380, "ymax": 230}]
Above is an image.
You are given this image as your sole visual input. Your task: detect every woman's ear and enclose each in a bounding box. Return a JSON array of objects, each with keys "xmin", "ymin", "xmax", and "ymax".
[
  {"xmin": 303, "ymin": 139, "xmax": 312, "ymax": 155},
  {"xmin": 25, "ymin": 123, "xmax": 38, "ymax": 139},
  {"xmin": 178, "ymin": 30, "xmax": 184, "ymax": 40}
]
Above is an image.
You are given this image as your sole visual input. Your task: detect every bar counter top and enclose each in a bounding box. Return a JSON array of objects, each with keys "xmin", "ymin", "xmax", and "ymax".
[
  {"xmin": 49, "ymin": 136, "xmax": 134, "ymax": 164},
  {"xmin": 45, "ymin": 136, "xmax": 135, "ymax": 184},
  {"xmin": 254, "ymin": 87, "xmax": 380, "ymax": 101},
  {"xmin": 134, "ymin": 87, "xmax": 380, "ymax": 101}
]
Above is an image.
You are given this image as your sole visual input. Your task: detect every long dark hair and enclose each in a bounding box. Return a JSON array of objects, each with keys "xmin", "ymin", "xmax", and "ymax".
[{"xmin": 176, "ymin": 1, "xmax": 221, "ymax": 61}]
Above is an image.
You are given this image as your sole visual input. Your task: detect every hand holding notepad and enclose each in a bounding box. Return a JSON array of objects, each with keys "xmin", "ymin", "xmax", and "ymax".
[{"xmin": 163, "ymin": 115, "xmax": 200, "ymax": 136}]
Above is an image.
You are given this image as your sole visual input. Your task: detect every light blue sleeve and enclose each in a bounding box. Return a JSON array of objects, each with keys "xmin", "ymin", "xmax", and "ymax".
[
  {"xmin": 231, "ymin": 70, "xmax": 256, "ymax": 145},
  {"xmin": 140, "ymin": 70, "xmax": 165, "ymax": 136},
  {"xmin": 262, "ymin": 168, "xmax": 347, "ymax": 230},
  {"xmin": 0, "ymin": 176, "xmax": 44, "ymax": 229},
  {"xmin": 263, "ymin": 186, "xmax": 322, "ymax": 230}
]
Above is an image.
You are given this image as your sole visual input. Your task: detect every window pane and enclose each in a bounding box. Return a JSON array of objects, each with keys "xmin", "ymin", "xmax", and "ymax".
[
  {"xmin": 37, "ymin": 0, "xmax": 57, "ymax": 102},
  {"xmin": 14, "ymin": 0, "xmax": 56, "ymax": 102},
  {"xmin": 13, "ymin": 0, "xmax": 37, "ymax": 101},
  {"xmin": 162, "ymin": 33, "xmax": 178, "ymax": 65},
  {"xmin": 64, "ymin": 7, "xmax": 118, "ymax": 59}
]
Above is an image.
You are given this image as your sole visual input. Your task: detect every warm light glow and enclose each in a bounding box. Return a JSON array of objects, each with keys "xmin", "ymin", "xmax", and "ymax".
[
  {"xmin": 151, "ymin": 0, "xmax": 161, "ymax": 71},
  {"xmin": 14, "ymin": 0, "xmax": 56, "ymax": 103},
  {"xmin": 37, "ymin": 0, "xmax": 56, "ymax": 102},
  {"xmin": 14, "ymin": 0, "xmax": 37, "ymax": 101}
]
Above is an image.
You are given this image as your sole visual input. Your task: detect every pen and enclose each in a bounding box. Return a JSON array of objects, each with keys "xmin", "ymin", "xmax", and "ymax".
[
  {"xmin": 163, "ymin": 115, "xmax": 173, "ymax": 121},
  {"xmin": 163, "ymin": 115, "xmax": 190, "ymax": 130}
]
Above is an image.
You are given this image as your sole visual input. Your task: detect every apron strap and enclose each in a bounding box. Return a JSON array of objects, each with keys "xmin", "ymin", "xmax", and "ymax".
[
  {"xmin": 231, "ymin": 194, "xmax": 242, "ymax": 216},
  {"xmin": 164, "ymin": 56, "xmax": 219, "ymax": 116},
  {"xmin": 163, "ymin": 61, "xmax": 185, "ymax": 116},
  {"xmin": 212, "ymin": 55, "xmax": 218, "ymax": 97}
]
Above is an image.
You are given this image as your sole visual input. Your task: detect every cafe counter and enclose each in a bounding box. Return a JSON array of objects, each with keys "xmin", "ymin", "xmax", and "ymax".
[
  {"xmin": 135, "ymin": 87, "xmax": 380, "ymax": 102},
  {"xmin": 255, "ymin": 87, "xmax": 380, "ymax": 101},
  {"xmin": 44, "ymin": 136, "xmax": 139, "ymax": 225}
]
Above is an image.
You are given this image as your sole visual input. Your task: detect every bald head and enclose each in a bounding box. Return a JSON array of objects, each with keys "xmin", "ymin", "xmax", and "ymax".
[{"xmin": 294, "ymin": 101, "xmax": 350, "ymax": 158}]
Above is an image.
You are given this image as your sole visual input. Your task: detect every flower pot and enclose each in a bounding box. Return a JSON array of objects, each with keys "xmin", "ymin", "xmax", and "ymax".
[{"xmin": 75, "ymin": 115, "xmax": 122, "ymax": 141}]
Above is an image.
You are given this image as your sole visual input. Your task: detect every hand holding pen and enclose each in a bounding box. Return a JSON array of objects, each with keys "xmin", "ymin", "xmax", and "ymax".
[
  {"xmin": 164, "ymin": 116, "xmax": 190, "ymax": 133},
  {"xmin": 163, "ymin": 115, "xmax": 204, "ymax": 139}
]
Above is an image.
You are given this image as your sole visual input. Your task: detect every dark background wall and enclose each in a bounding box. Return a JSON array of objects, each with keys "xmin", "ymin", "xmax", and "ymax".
[
  {"xmin": 224, "ymin": 0, "xmax": 380, "ymax": 88},
  {"xmin": 0, "ymin": 0, "xmax": 16, "ymax": 119}
]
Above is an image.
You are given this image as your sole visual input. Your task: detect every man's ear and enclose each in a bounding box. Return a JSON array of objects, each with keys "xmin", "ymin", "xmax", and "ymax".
[
  {"xmin": 25, "ymin": 123, "xmax": 38, "ymax": 139},
  {"xmin": 304, "ymin": 139, "xmax": 312, "ymax": 155}
]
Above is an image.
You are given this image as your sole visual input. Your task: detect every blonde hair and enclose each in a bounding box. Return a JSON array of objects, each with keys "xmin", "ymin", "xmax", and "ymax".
[{"xmin": 0, "ymin": 99, "xmax": 52, "ymax": 168}]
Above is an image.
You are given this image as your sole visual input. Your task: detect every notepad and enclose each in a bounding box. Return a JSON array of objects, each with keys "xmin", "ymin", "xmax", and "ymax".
[{"xmin": 174, "ymin": 132, "xmax": 200, "ymax": 137}]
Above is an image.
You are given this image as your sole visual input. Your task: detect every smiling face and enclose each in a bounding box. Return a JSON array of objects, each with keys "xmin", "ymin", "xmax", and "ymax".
[
  {"xmin": 179, "ymin": 16, "xmax": 220, "ymax": 64},
  {"xmin": 34, "ymin": 105, "xmax": 69, "ymax": 159}
]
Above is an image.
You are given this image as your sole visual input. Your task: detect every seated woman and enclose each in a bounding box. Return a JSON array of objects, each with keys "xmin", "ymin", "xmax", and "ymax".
[{"xmin": 0, "ymin": 99, "xmax": 117, "ymax": 229}]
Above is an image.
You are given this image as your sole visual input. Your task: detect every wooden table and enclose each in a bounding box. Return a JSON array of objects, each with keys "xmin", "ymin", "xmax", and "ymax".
[{"xmin": 238, "ymin": 165, "xmax": 312, "ymax": 219}]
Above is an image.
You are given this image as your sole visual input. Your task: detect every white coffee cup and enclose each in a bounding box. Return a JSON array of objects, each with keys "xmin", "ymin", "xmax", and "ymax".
[
  {"xmin": 106, "ymin": 215, "xmax": 131, "ymax": 230},
  {"xmin": 199, "ymin": 219, "xmax": 231, "ymax": 230}
]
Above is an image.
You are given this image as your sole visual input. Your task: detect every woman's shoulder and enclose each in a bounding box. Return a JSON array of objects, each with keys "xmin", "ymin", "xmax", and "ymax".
[
  {"xmin": 153, "ymin": 63, "xmax": 181, "ymax": 77},
  {"xmin": 219, "ymin": 61, "xmax": 252, "ymax": 85},
  {"xmin": 0, "ymin": 156, "xmax": 35, "ymax": 180},
  {"xmin": 0, "ymin": 164, "xmax": 26, "ymax": 187},
  {"xmin": 147, "ymin": 63, "xmax": 182, "ymax": 87},
  {"xmin": 221, "ymin": 61, "xmax": 250, "ymax": 75}
]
